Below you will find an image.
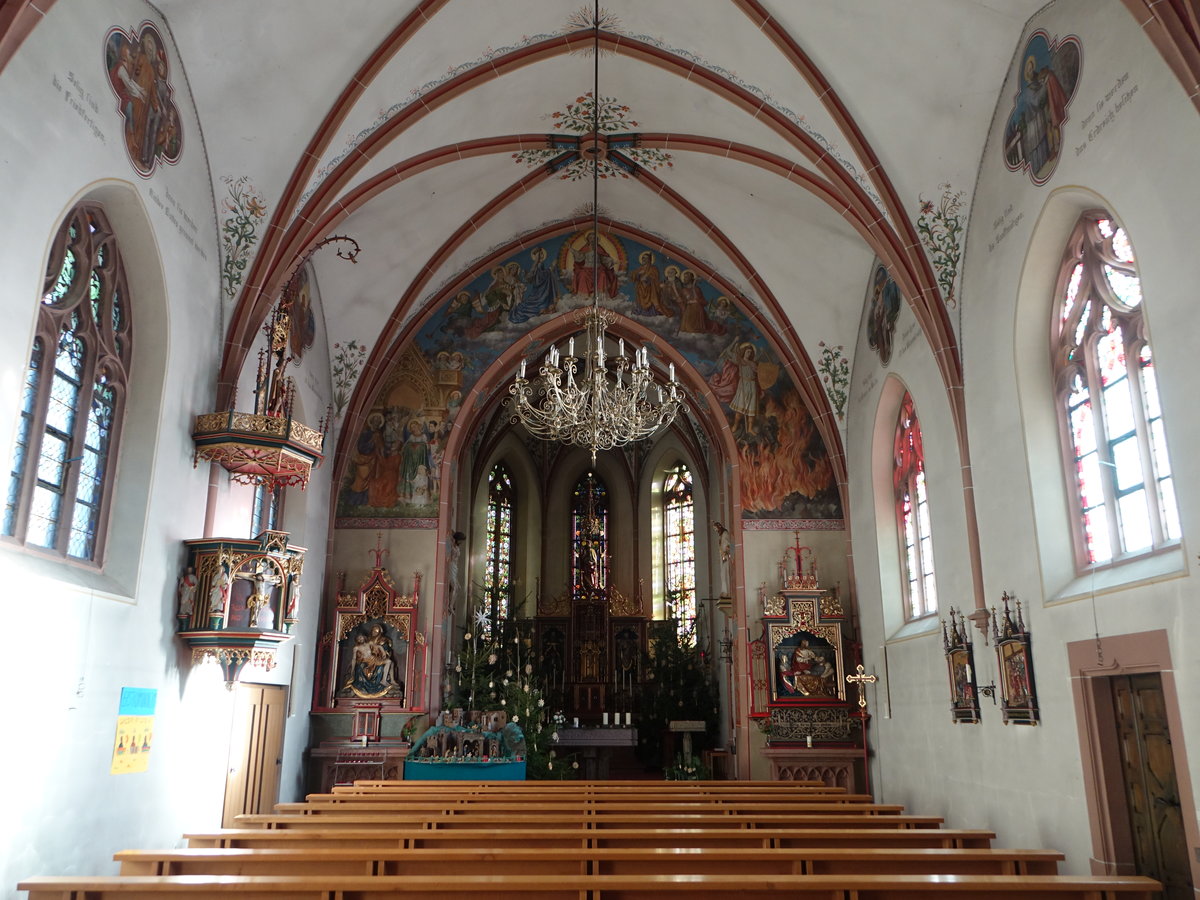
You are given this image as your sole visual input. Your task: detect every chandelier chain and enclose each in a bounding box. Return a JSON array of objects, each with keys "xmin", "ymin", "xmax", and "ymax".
[{"xmin": 505, "ymin": 0, "xmax": 683, "ymax": 462}]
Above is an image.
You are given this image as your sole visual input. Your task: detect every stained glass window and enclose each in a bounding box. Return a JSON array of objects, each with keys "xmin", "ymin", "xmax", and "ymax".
[
  {"xmin": 251, "ymin": 483, "xmax": 283, "ymax": 536},
  {"xmin": 663, "ymin": 462, "xmax": 696, "ymax": 642},
  {"xmin": 1053, "ymin": 211, "xmax": 1176, "ymax": 566},
  {"xmin": 893, "ymin": 392, "xmax": 937, "ymax": 620},
  {"xmin": 482, "ymin": 462, "xmax": 515, "ymax": 638},
  {"xmin": 571, "ymin": 471, "xmax": 608, "ymax": 597},
  {"xmin": 3, "ymin": 204, "xmax": 131, "ymax": 562}
]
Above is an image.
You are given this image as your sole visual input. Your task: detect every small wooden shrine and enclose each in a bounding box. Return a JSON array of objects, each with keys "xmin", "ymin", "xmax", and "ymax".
[
  {"xmin": 175, "ymin": 529, "xmax": 306, "ymax": 686},
  {"xmin": 749, "ymin": 536, "xmax": 869, "ymax": 790}
]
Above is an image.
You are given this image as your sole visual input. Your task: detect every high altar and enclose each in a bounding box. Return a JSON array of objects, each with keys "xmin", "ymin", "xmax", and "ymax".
[{"xmin": 749, "ymin": 539, "xmax": 870, "ymax": 791}]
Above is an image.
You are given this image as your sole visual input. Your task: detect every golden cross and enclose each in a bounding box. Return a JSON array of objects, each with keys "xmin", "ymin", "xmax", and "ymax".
[{"xmin": 846, "ymin": 664, "xmax": 878, "ymax": 710}]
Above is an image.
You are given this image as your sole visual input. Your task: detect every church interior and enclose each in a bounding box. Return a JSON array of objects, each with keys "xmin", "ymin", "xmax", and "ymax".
[{"xmin": 2, "ymin": 0, "xmax": 1199, "ymax": 897}]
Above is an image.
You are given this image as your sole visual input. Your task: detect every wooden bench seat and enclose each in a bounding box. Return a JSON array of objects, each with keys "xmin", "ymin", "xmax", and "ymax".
[
  {"xmin": 236, "ymin": 811, "xmax": 944, "ymax": 830},
  {"xmin": 313, "ymin": 790, "xmax": 874, "ymax": 805},
  {"xmin": 116, "ymin": 844, "xmax": 1066, "ymax": 877},
  {"xmin": 342, "ymin": 779, "xmax": 827, "ymax": 789},
  {"xmin": 274, "ymin": 799, "xmax": 906, "ymax": 816},
  {"xmin": 19, "ymin": 872, "xmax": 1163, "ymax": 899},
  {"xmin": 185, "ymin": 825, "xmax": 998, "ymax": 850}
]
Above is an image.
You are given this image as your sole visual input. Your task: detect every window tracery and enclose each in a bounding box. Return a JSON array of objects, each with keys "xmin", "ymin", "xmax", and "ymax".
[
  {"xmin": 663, "ymin": 462, "xmax": 696, "ymax": 641},
  {"xmin": 482, "ymin": 462, "xmax": 515, "ymax": 636},
  {"xmin": 4, "ymin": 204, "xmax": 131, "ymax": 562},
  {"xmin": 893, "ymin": 391, "xmax": 937, "ymax": 619},
  {"xmin": 1053, "ymin": 212, "xmax": 1178, "ymax": 566}
]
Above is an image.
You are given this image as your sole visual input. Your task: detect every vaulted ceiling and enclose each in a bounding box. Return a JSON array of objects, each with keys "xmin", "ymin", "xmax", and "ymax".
[{"xmin": 151, "ymin": 0, "xmax": 1049, "ymax": 448}]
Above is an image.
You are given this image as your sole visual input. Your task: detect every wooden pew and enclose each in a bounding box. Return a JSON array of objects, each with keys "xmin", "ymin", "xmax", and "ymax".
[
  {"xmin": 116, "ymin": 844, "xmax": 1066, "ymax": 877},
  {"xmin": 19, "ymin": 872, "xmax": 1164, "ymax": 899},
  {"xmin": 186, "ymin": 825, "xmax": 999, "ymax": 850},
  {"xmin": 274, "ymin": 799, "xmax": 907, "ymax": 816},
  {"xmin": 313, "ymin": 789, "xmax": 875, "ymax": 805},
  {"xmin": 235, "ymin": 810, "xmax": 945, "ymax": 830},
  {"xmin": 343, "ymin": 778, "xmax": 827, "ymax": 789}
]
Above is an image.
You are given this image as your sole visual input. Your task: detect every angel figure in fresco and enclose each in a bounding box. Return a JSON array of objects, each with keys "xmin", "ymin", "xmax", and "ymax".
[
  {"xmin": 509, "ymin": 246, "xmax": 558, "ymax": 323},
  {"xmin": 710, "ymin": 339, "xmax": 761, "ymax": 435}
]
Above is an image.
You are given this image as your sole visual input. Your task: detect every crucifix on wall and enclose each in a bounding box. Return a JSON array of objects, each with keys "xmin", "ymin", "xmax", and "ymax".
[{"xmin": 846, "ymin": 664, "xmax": 878, "ymax": 710}]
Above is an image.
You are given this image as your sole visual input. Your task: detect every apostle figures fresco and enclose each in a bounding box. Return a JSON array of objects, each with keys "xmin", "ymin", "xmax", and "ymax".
[{"xmin": 1002, "ymin": 32, "xmax": 1081, "ymax": 185}]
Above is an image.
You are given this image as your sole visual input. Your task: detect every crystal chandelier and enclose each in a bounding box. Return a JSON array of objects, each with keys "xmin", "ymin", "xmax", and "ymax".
[{"xmin": 507, "ymin": 2, "xmax": 684, "ymax": 463}]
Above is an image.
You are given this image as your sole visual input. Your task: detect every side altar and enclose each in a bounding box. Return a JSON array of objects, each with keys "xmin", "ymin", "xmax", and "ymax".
[
  {"xmin": 306, "ymin": 541, "xmax": 428, "ymax": 791},
  {"xmin": 748, "ymin": 539, "xmax": 871, "ymax": 792}
]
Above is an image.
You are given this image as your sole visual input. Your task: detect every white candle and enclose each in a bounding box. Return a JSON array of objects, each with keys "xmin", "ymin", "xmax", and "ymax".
[
  {"xmin": 573, "ymin": 717, "xmax": 579, "ymax": 728},
  {"xmin": 519, "ymin": 358, "xmax": 526, "ymax": 379},
  {"xmin": 569, "ymin": 337, "xmax": 575, "ymax": 358},
  {"xmin": 669, "ymin": 362, "xmax": 675, "ymax": 382},
  {"xmin": 602, "ymin": 712, "xmax": 609, "ymax": 726},
  {"xmin": 806, "ymin": 734, "xmax": 812, "ymax": 748},
  {"xmin": 625, "ymin": 712, "xmax": 632, "ymax": 726}
]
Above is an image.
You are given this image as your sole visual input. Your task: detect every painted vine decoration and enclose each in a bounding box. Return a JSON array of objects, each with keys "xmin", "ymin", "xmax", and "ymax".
[
  {"xmin": 816, "ymin": 341, "xmax": 849, "ymax": 423},
  {"xmin": 220, "ymin": 175, "xmax": 268, "ymax": 298},
  {"xmin": 916, "ymin": 183, "xmax": 965, "ymax": 308},
  {"xmin": 331, "ymin": 340, "xmax": 369, "ymax": 419}
]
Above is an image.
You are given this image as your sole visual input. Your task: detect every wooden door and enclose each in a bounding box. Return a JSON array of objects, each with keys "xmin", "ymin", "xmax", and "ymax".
[
  {"xmin": 222, "ymin": 683, "xmax": 286, "ymax": 828},
  {"xmin": 1110, "ymin": 673, "xmax": 1193, "ymax": 899}
]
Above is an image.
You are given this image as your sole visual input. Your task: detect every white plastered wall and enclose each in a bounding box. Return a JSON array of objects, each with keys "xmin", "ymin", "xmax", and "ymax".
[
  {"xmin": 0, "ymin": 2, "xmax": 325, "ymax": 894},
  {"xmin": 846, "ymin": 0, "xmax": 1200, "ymax": 875}
]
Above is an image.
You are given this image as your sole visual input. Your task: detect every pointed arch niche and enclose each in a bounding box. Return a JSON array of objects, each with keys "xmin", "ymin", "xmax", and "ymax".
[{"xmin": 1014, "ymin": 189, "xmax": 1187, "ymax": 603}]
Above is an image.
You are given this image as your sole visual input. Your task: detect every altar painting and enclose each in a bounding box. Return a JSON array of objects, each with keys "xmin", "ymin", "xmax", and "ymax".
[
  {"xmin": 771, "ymin": 628, "xmax": 842, "ymax": 702},
  {"xmin": 336, "ymin": 230, "xmax": 840, "ymax": 521}
]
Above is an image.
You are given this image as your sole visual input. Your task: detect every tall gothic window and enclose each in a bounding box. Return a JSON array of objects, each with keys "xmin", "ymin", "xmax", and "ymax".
[
  {"xmin": 482, "ymin": 462, "xmax": 515, "ymax": 636},
  {"xmin": 893, "ymin": 391, "xmax": 937, "ymax": 619},
  {"xmin": 1053, "ymin": 211, "xmax": 1178, "ymax": 566},
  {"xmin": 663, "ymin": 462, "xmax": 696, "ymax": 640},
  {"xmin": 571, "ymin": 471, "xmax": 608, "ymax": 597},
  {"xmin": 4, "ymin": 204, "xmax": 131, "ymax": 562}
]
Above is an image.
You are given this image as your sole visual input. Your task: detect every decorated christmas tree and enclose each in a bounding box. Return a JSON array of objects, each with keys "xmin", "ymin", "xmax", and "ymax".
[{"xmin": 444, "ymin": 602, "xmax": 575, "ymax": 779}]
